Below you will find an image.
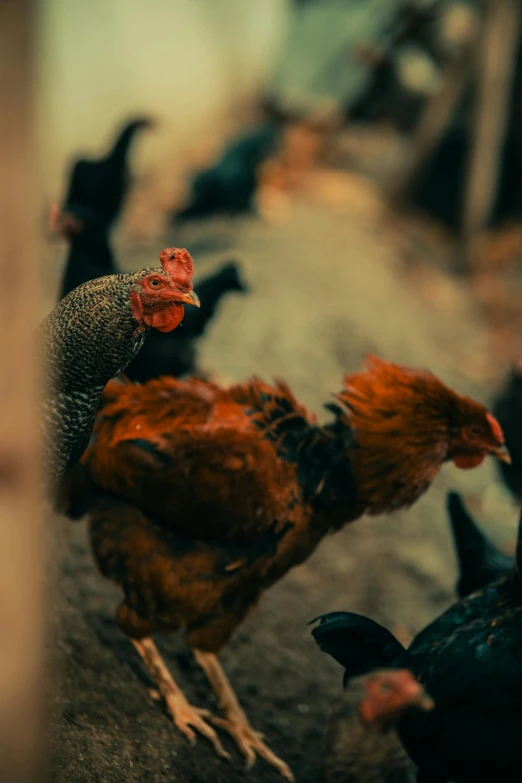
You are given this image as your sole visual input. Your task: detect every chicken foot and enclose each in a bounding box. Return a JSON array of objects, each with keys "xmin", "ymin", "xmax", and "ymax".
[
  {"xmin": 193, "ymin": 649, "xmax": 294, "ymax": 781},
  {"xmin": 132, "ymin": 638, "xmax": 230, "ymax": 759}
]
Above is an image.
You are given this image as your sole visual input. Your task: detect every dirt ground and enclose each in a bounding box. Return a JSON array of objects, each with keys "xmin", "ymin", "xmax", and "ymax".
[{"xmin": 48, "ymin": 193, "xmax": 519, "ymax": 782}]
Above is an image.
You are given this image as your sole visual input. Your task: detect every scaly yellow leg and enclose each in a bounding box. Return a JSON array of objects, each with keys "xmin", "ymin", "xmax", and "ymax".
[
  {"xmin": 193, "ymin": 649, "xmax": 294, "ymax": 780},
  {"xmin": 132, "ymin": 638, "xmax": 230, "ymax": 760}
]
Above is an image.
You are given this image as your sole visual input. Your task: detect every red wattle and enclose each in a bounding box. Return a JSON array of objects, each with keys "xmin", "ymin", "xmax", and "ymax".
[
  {"xmin": 143, "ymin": 304, "xmax": 184, "ymax": 333},
  {"xmin": 452, "ymin": 453, "xmax": 485, "ymax": 470}
]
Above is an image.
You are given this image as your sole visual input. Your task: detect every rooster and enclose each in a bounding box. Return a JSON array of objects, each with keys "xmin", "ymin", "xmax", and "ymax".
[
  {"xmin": 42, "ymin": 247, "xmax": 199, "ymax": 488},
  {"xmin": 312, "ymin": 505, "xmax": 522, "ymax": 782},
  {"xmin": 61, "ymin": 356, "xmax": 509, "ymax": 778},
  {"xmin": 323, "ymin": 669, "xmax": 434, "ymax": 783}
]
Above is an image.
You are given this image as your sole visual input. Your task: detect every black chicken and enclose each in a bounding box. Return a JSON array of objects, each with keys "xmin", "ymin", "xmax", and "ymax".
[
  {"xmin": 61, "ymin": 118, "xmax": 152, "ymax": 230},
  {"xmin": 492, "ymin": 360, "xmax": 522, "ymax": 502},
  {"xmin": 173, "ymin": 121, "xmax": 279, "ymax": 221},
  {"xmin": 124, "ymin": 260, "xmax": 247, "ymax": 382},
  {"xmin": 447, "ymin": 491, "xmax": 513, "ymax": 599},
  {"xmin": 311, "ymin": 505, "xmax": 522, "ymax": 783},
  {"xmin": 55, "ymin": 205, "xmax": 115, "ymax": 299},
  {"xmin": 54, "ymin": 118, "xmax": 152, "ymax": 300}
]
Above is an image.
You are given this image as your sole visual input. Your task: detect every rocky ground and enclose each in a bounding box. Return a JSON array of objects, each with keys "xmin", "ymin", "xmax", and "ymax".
[{"xmin": 47, "ymin": 190, "xmax": 518, "ymax": 782}]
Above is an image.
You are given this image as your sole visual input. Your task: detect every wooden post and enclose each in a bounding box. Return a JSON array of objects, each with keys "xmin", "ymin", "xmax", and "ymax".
[
  {"xmin": 460, "ymin": 0, "xmax": 522, "ymax": 273},
  {"xmin": 391, "ymin": 4, "xmax": 480, "ymax": 208},
  {"xmin": 392, "ymin": 52, "xmax": 475, "ymax": 205},
  {"xmin": 0, "ymin": 1, "xmax": 45, "ymax": 781}
]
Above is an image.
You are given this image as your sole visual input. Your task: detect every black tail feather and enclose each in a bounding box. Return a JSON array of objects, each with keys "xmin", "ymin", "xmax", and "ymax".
[
  {"xmin": 106, "ymin": 118, "xmax": 153, "ymax": 167},
  {"xmin": 63, "ymin": 116, "xmax": 153, "ymax": 230},
  {"xmin": 447, "ymin": 491, "xmax": 513, "ymax": 599},
  {"xmin": 310, "ymin": 611, "xmax": 409, "ymax": 684}
]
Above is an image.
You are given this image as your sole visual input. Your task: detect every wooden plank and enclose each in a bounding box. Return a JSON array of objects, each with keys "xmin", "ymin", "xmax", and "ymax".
[
  {"xmin": 460, "ymin": 0, "xmax": 522, "ymax": 272},
  {"xmin": 0, "ymin": 0, "xmax": 45, "ymax": 780},
  {"xmin": 393, "ymin": 27, "xmax": 478, "ymax": 206}
]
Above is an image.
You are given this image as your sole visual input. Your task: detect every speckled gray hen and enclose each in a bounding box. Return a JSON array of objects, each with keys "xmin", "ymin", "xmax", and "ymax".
[{"xmin": 40, "ymin": 248, "xmax": 199, "ymax": 488}]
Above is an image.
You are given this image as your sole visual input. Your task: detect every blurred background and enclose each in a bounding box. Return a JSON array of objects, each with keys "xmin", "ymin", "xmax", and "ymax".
[{"xmin": 12, "ymin": 0, "xmax": 522, "ymax": 779}]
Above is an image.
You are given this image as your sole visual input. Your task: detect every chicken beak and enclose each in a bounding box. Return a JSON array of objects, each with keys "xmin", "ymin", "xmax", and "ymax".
[
  {"xmin": 493, "ymin": 445, "xmax": 511, "ymax": 464},
  {"xmin": 176, "ymin": 290, "xmax": 200, "ymax": 307},
  {"xmin": 417, "ymin": 694, "xmax": 435, "ymax": 712}
]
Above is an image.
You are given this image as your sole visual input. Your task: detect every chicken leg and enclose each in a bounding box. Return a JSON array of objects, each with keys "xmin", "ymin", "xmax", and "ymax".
[
  {"xmin": 132, "ymin": 638, "xmax": 230, "ymax": 759},
  {"xmin": 193, "ymin": 649, "xmax": 294, "ymax": 781}
]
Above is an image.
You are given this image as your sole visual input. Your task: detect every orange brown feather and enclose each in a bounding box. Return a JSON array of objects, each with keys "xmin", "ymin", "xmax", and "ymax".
[
  {"xmin": 66, "ymin": 355, "xmax": 507, "ymax": 654},
  {"xmin": 338, "ymin": 355, "xmax": 507, "ymax": 515}
]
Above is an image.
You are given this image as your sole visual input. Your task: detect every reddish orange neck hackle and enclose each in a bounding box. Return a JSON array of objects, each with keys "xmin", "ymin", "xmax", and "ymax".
[{"xmin": 336, "ymin": 355, "xmax": 507, "ymax": 515}]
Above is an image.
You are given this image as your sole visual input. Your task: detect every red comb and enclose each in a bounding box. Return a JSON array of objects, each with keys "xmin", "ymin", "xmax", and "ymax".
[
  {"xmin": 159, "ymin": 247, "xmax": 194, "ymax": 287},
  {"xmin": 48, "ymin": 202, "xmax": 60, "ymax": 233},
  {"xmin": 486, "ymin": 412, "xmax": 504, "ymax": 444}
]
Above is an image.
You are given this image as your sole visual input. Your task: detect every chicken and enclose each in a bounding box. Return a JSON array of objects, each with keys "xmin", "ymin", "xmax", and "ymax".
[
  {"xmin": 312, "ymin": 504, "xmax": 522, "ymax": 783},
  {"xmin": 54, "ymin": 205, "xmax": 116, "ymax": 299},
  {"xmin": 41, "ymin": 247, "xmax": 199, "ymax": 488},
  {"xmin": 492, "ymin": 359, "xmax": 522, "ymax": 502},
  {"xmin": 173, "ymin": 121, "xmax": 279, "ymax": 221},
  {"xmin": 446, "ymin": 491, "xmax": 513, "ymax": 598},
  {"xmin": 51, "ymin": 118, "xmax": 152, "ymax": 299},
  {"xmin": 124, "ymin": 261, "xmax": 248, "ymax": 382},
  {"xmin": 323, "ymin": 669, "xmax": 434, "ymax": 783},
  {"xmin": 60, "ymin": 356, "xmax": 509, "ymax": 778},
  {"xmin": 60, "ymin": 117, "xmax": 152, "ymax": 230}
]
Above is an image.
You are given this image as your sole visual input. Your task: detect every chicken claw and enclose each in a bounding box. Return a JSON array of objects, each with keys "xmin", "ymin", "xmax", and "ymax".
[
  {"xmin": 209, "ymin": 715, "xmax": 294, "ymax": 780},
  {"xmin": 132, "ymin": 638, "xmax": 230, "ymax": 760},
  {"xmin": 194, "ymin": 649, "xmax": 294, "ymax": 780}
]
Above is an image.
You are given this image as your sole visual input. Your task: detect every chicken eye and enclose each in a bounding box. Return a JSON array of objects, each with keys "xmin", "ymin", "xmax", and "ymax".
[
  {"xmin": 378, "ymin": 684, "xmax": 391, "ymax": 695},
  {"xmin": 468, "ymin": 425, "xmax": 481, "ymax": 439},
  {"xmin": 149, "ymin": 278, "xmax": 161, "ymax": 288}
]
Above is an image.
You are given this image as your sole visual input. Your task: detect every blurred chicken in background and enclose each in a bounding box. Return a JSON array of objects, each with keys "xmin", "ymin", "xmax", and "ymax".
[
  {"xmin": 51, "ymin": 118, "xmax": 153, "ymax": 298},
  {"xmin": 322, "ymin": 669, "xmax": 433, "ymax": 783}
]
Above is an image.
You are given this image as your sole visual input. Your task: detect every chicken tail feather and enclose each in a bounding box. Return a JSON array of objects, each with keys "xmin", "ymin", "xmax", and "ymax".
[{"xmin": 310, "ymin": 611, "xmax": 409, "ymax": 684}]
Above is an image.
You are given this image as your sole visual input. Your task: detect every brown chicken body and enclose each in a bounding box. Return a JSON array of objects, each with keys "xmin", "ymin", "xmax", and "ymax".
[{"xmin": 63, "ymin": 357, "xmax": 509, "ymax": 778}]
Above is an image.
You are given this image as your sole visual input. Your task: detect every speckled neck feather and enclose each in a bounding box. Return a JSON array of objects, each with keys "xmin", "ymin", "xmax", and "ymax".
[{"xmin": 41, "ymin": 267, "xmax": 161, "ymax": 487}]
